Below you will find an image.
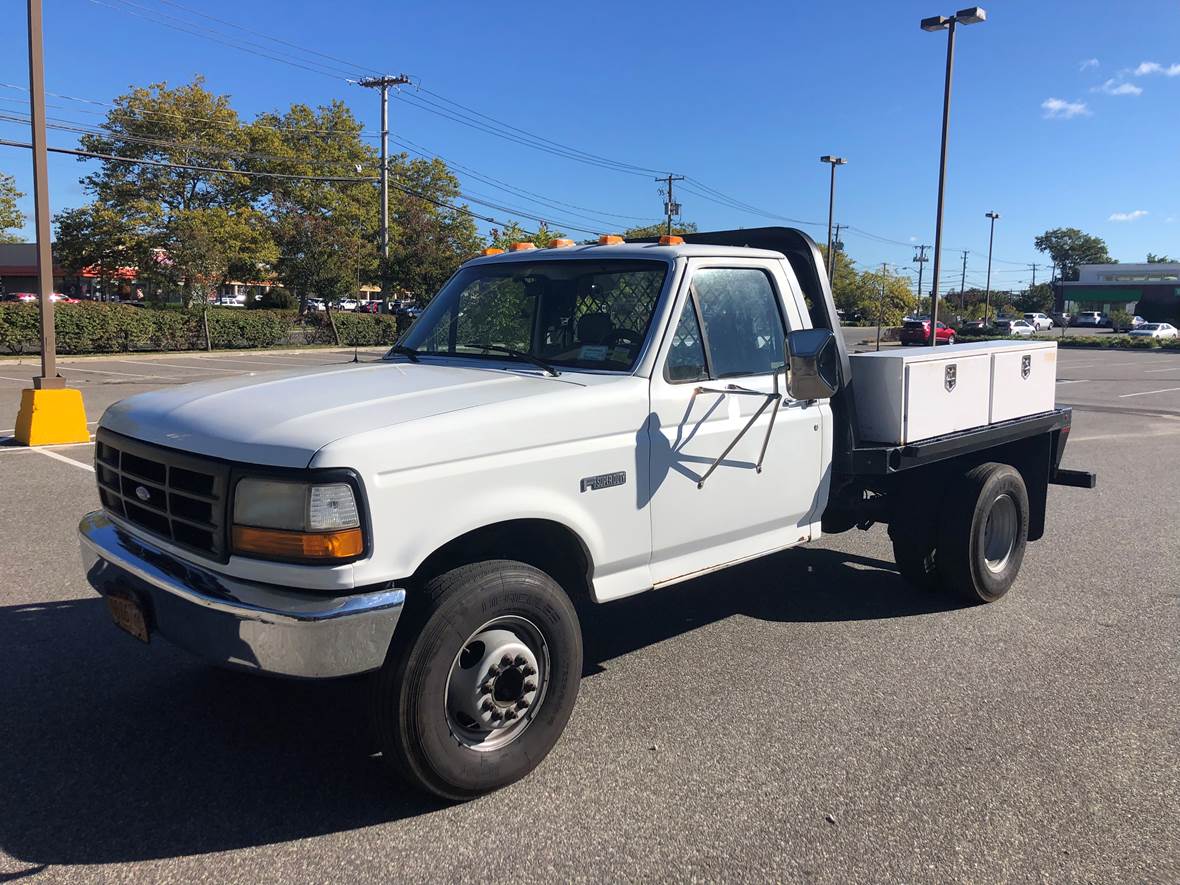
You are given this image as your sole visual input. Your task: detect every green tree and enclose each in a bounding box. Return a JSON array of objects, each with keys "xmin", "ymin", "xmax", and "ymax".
[
  {"xmin": 53, "ymin": 203, "xmax": 139, "ymax": 296},
  {"xmin": 273, "ymin": 212, "xmax": 366, "ymax": 310},
  {"xmin": 850, "ymin": 267, "xmax": 917, "ymax": 327},
  {"xmin": 486, "ymin": 221, "xmax": 567, "ymax": 252},
  {"xmin": 1146, "ymin": 253, "xmax": 1175, "ymax": 263},
  {"xmin": 165, "ymin": 207, "xmax": 277, "ymax": 307},
  {"xmin": 621, "ymin": 221, "xmax": 699, "ymax": 240},
  {"xmin": 1015, "ymin": 283, "xmax": 1054, "ymax": 313},
  {"xmin": 0, "ymin": 172, "xmax": 24, "ymax": 243},
  {"xmin": 385, "ymin": 157, "xmax": 482, "ymax": 302},
  {"xmin": 1034, "ymin": 228, "xmax": 1113, "ymax": 280}
]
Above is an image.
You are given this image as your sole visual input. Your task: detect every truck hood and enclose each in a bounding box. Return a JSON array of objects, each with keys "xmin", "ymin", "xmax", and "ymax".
[{"xmin": 100, "ymin": 361, "xmax": 575, "ymax": 467}]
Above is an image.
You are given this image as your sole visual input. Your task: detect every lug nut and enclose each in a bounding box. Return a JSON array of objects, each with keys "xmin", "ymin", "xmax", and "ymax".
[
  {"xmin": 480, "ymin": 680, "xmax": 495, "ymax": 694},
  {"xmin": 481, "ymin": 699, "xmax": 494, "ymax": 712},
  {"xmin": 514, "ymin": 655, "xmax": 526, "ymax": 666},
  {"xmin": 515, "ymin": 699, "xmax": 529, "ymax": 710},
  {"xmin": 522, "ymin": 665, "xmax": 536, "ymax": 676},
  {"xmin": 523, "ymin": 681, "xmax": 536, "ymax": 693},
  {"xmin": 503, "ymin": 709, "xmax": 517, "ymax": 721},
  {"xmin": 487, "ymin": 665, "xmax": 500, "ymax": 677},
  {"xmin": 491, "ymin": 710, "xmax": 502, "ymax": 722},
  {"xmin": 500, "ymin": 655, "xmax": 513, "ymax": 667}
]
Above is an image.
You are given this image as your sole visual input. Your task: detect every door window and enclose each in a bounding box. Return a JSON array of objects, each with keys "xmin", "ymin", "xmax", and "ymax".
[{"xmin": 664, "ymin": 268, "xmax": 786, "ymax": 382}]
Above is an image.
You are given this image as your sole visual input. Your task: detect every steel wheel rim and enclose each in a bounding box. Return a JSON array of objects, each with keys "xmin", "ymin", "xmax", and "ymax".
[
  {"xmin": 444, "ymin": 615, "xmax": 549, "ymax": 752},
  {"xmin": 983, "ymin": 493, "xmax": 1018, "ymax": 573}
]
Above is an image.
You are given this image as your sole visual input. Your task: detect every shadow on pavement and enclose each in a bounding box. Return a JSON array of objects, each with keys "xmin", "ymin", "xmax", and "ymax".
[{"xmin": 0, "ymin": 545, "xmax": 961, "ymax": 866}]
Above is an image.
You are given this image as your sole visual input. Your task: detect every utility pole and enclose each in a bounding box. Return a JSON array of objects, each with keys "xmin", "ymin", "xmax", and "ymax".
[
  {"xmin": 832, "ymin": 223, "xmax": 844, "ymax": 267},
  {"xmin": 356, "ymin": 74, "xmax": 412, "ymax": 297},
  {"xmin": 959, "ymin": 249, "xmax": 969, "ymax": 312},
  {"xmin": 656, "ymin": 174, "xmax": 685, "ymax": 236},
  {"xmin": 913, "ymin": 244, "xmax": 930, "ymax": 306}
]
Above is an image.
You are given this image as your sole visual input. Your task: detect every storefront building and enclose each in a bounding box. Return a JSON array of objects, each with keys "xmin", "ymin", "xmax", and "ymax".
[{"xmin": 1061, "ymin": 263, "xmax": 1180, "ymax": 322}]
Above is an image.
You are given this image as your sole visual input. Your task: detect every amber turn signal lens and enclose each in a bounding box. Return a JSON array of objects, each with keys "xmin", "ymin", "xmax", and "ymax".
[
  {"xmin": 509, "ymin": 242, "xmax": 537, "ymax": 251},
  {"xmin": 598, "ymin": 234, "xmax": 624, "ymax": 245},
  {"xmin": 549, "ymin": 238, "xmax": 575, "ymax": 248},
  {"xmin": 480, "ymin": 247, "xmax": 505, "ymax": 256},
  {"xmin": 232, "ymin": 525, "xmax": 364, "ymax": 561},
  {"xmin": 658, "ymin": 235, "xmax": 684, "ymax": 245}
]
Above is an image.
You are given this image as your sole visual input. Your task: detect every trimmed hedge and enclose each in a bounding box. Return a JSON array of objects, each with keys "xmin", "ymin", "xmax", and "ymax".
[
  {"xmin": 958, "ymin": 332, "xmax": 1180, "ymax": 350},
  {"xmin": 0, "ymin": 303, "xmax": 405, "ymax": 355}
]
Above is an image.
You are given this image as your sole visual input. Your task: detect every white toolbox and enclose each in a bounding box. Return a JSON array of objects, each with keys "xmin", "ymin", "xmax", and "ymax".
[
  {"xmin": 989, "ymin": 341, "xmax": 1057, "ymax": 422},
  {"xmin": 849, "ymin": 340, "xmax": 1057, "ymax": 445}
]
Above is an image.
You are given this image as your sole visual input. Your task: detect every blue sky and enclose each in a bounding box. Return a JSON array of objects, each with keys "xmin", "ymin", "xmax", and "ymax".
[{"xmin": 1, "ymin": 0, "xmax": 1177, "ymax": 293}]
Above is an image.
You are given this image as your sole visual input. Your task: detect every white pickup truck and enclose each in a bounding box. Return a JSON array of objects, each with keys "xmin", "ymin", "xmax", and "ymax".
[{"xmin": 79, "ymin": 227, "xmax": 1094, "ymax": 799}]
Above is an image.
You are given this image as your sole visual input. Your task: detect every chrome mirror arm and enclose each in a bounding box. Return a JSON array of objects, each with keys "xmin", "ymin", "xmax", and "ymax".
[{"xmin": 691, "ymin": 382, "xmax": 783, "ymax": 489}]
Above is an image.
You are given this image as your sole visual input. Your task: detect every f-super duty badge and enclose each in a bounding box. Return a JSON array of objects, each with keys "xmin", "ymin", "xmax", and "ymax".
[{"xmin": 580, "ymin": 471, "xmax": 626, "ymax": 492}]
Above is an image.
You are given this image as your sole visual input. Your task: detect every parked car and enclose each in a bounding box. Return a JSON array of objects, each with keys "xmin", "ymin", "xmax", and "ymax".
[
  {"xmin": 1128, "ymin": 322, "xmax": 1178, "ymax": 340},
  {"xmin": 78, "ymin": 227, "xmax": 1091, "ymax": 800},
  {"xmin": 1050, "ymin": 311, "xmax": 1072, "ymax": 328},
  {"xmin": 994, "ymin": 318, "xmax": 1035, "ymax": 336},
  {"xmin": 899, "ymin": 317, "xmax": 956, "ymax": 346},
  {"xmin": 960, "ymin": 319, "xmax": 988, "ymax": 333},
  {"xmin": 354, "ymin": 301, "xmax": 381, "ymax": 313},
  {"xmin": 337, "ymin": 299, "xmax": 359, "ymax": 312},
  {"xmin": 1, "ymin": 292, "xmax": 37, "ymax": 303},
  {"xmin": 1073, "ymin": 311, "xmax": 1110, "ymax": 329},
  {"xmin": 306, "ymin": 298, "xmax": 326, "ymax": 312},
  {"xmin": 1114, "ymin": 314, "xmax": 1147, "ymax": 332},
  {"xmin": 1023, "ymin": 312, "xmax": 1053, "ymax": 331}
]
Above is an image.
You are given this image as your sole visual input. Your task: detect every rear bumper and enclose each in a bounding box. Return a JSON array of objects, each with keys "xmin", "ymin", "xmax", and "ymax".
[{"xmin": 78, "ymin": 511, "xmax": 404, "ymax": 678}]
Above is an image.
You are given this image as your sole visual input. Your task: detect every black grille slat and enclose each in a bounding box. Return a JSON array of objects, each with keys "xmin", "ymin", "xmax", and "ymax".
[{"xmin": 94, "ymin": 429, "xmax": 229, "ymax": 560}]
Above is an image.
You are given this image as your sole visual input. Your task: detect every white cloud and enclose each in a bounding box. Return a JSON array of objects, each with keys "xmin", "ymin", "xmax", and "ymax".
[
  {"xmin": 1134, "ymin": 61, "xmax": 1180, "ymax": 76},
  {"xmin": 1041, "ymin": 97, "xmax": 1091, "ymax": 119},
  {"xmin": 1079, "ymin": 58, "xmax": 1099, "ymax": 71},
  {"xmin": 1166, "ymin": 217, "xmax": 1176, "ymax": 224},
  {"xmin": 1108, "ymin": 210, "xmax": 1149, "ymax": 222},
  {"xmin": 1094, "ymin": 78, "xmax": 1142, "ymax": 96}
]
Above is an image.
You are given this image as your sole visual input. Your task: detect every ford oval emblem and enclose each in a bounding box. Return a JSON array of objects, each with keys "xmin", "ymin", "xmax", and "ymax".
[{"xmin": 135, "ymin": 485, "xmax": 151, "ymax": 502}]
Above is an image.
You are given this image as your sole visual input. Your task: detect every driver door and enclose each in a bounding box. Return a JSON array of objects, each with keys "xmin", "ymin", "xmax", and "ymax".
[{"xmin": 646, "ymin": 262, "xmax": 826, "ymax": 585}]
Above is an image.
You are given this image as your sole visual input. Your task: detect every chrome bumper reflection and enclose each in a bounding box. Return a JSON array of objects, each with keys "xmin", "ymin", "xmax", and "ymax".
[{"xmin": 78, "ymin": 511, "xmax": 404, "ymax": 678}]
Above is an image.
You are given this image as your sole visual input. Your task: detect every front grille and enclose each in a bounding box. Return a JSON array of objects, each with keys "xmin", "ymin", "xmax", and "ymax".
[{"xmin": 95, "ymin": 429, "xmax": 230, "ymax": 560}]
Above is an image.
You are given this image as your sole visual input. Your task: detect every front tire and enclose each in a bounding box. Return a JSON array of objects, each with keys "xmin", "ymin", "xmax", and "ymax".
[
  {"xmin": 937, "ymin": 463, "xmax": 1029, "ymax": 604},
  {"xmin": 372, "ymin": 560, "xmax": 582, "ymax": 800}
]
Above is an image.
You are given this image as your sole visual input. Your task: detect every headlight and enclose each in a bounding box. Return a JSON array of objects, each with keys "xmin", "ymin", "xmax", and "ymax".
[{"xmin": 232, "ymin": 477, "xmax": 363, "ymax": 562}]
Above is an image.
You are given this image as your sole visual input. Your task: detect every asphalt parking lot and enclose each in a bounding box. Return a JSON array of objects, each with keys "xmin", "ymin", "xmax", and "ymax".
[{"xmin": 1, "ymin": 345, "xmax": 1177, "ymax": 883}]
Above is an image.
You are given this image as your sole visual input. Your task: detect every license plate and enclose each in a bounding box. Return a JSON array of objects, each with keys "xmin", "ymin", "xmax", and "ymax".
[{"xmin": 106, "ymin": 593, "xmax": 150, "ymax": 643}]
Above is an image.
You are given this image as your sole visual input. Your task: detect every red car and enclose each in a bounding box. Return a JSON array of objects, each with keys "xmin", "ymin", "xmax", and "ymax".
[{"xmin": 899, "ymin": 317, "xmax": 956, "ymax": 346}]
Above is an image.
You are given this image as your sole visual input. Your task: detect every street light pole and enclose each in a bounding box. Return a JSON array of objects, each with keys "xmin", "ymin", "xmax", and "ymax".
[
  {"xmin": 921, "ymin": 6, "xmax": 986, "ymax": 347},
  {"xmin": 819, "ymin": 155, "xmax": 846, "ymax": 280},
  {"xmin": 26, "ymin": 0, "xmax": 60, "ymax": 389},
  {"xmin": 984, "ymin": 210, "xmax": 1000, "ymax": 324}
]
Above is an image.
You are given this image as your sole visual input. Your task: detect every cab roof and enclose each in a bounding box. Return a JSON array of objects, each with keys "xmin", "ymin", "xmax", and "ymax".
[{"xmin": 464, "ymin": 241, "xmax": 787, "ymax": 266}]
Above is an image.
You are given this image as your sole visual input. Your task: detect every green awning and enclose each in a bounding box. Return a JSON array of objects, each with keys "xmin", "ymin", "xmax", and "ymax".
[{"xmin": 1065, "ymin": 287, "xmax": 1141, "ymax": 303}]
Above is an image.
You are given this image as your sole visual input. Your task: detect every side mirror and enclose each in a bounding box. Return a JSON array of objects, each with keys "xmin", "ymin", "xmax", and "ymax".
[{"xmin": 786, "ymin": 328, "xmax": 841, "ymax": 401}]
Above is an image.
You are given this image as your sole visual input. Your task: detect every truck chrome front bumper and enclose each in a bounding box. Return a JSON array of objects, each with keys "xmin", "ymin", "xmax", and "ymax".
[{"xmin": 78, "ymin": 511, "xmax": 404, "ymax": 678}]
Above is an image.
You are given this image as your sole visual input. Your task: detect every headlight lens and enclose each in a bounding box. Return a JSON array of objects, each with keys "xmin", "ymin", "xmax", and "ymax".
[{"xmin": 232, "ymin": 477, "xmax": 363, "ymax": 562}]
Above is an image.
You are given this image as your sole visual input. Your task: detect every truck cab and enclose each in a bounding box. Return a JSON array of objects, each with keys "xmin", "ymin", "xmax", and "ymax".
[{"xmin": 79, "ymin": 227, "xmax": 1091, "ymax": 800}]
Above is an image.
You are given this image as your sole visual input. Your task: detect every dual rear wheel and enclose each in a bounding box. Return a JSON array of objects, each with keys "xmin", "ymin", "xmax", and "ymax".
[{"xmin": 891, "ymin": 462, "xmax": 1030, "ymax": 604}]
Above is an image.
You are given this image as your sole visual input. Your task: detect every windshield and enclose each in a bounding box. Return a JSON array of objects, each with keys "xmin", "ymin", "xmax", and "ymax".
[
  {"xmin": 395, "ymin": 259, "xmax": 668, "ymax": 372},
  {"xmin": 1143, "ymin": 324, "xmax": 1161, "ymax": 330}
]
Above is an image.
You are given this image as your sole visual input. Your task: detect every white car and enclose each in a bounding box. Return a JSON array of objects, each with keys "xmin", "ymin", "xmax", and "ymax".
[
  {"xmin": 1128, "ymin": 322, "xmax": 1178, "ymax": 339},
  {"xmin": 337, "ymin": 299, "xmax": 359, "ymax": 311},
  {"xmin": 1073, "ymin": 311, "xmax": 1109, "ymax": 329},
  {"xmin": 995, "ymin": 318, "xmax": 1035, "ymax": 336},
  {"xmin": 1023, "ymin": 312, "xmax": 1053, "ymax": 331}
]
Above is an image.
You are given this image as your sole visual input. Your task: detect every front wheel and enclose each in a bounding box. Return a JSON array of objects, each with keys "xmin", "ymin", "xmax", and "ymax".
[
  {"xmin": 937, "ymin": 463, "xmax": 1029, "ymax": 604},
  {"xmin": 371, "ymin": 560, "xmax": 582, "ymax": 800},
  {"xmin": 946, "ymin": 335, "xmax": 956, "ymax": 345}
]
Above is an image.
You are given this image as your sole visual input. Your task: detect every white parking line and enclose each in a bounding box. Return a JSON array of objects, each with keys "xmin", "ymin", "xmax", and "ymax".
[
  {"xmin": 192, "ymin": 355, "xmax": 317, "ymax": 368},
  {"xmin": 0, "ymin": 374, "xmax": 33, "ymax": 383},
  {"xmin": 110, "ymin": 359, "xmax": 246, "ymax": 374},
  {"xmin": 1119, "ymin": 386, "xmax": 1180, "ymax": 399},
  {"xmin": 34, "ymin": 447, "xmax": 95, "ymax": 472},
  {"xmin": 1143, "ymin": 367, "xmax": 1179, "ymax": 374},
  {"xmin": 61, "ymin": 365, "xmax": 171, "ymax": 379},
  {"xmin": 1056, "ymin": 379, "xmax": 1089, "ymax": 385}
]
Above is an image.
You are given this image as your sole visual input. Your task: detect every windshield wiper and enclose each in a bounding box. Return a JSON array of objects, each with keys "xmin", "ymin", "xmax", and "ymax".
[
  {"xmin": 463, "ymin": 342, "xmax": 560, "ymax": 377},
  {"xmin": 386, "ymin": 344, "xmax": 420, "ymax": 363}
]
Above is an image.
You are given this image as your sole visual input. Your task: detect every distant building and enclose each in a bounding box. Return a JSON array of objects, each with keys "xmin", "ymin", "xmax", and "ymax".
[
  {"xmin": 0, "ymin": 242, "xmax": 139, "ymax": 299},
  {"xmin": 1061, "ymin": 263, "xmax": 1180, "ymax": 322}
]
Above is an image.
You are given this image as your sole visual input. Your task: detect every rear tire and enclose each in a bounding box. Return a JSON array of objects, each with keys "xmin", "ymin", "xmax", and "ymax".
[
  {"xmin": 937, "ymin": 463, "xmax": 1029, "ymax": 604},
  {"xmin": 371, "ymin": 560, "xmax": 582, "ymax": 800}
]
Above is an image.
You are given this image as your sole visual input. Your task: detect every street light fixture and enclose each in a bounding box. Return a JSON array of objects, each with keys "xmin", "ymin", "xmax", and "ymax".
[
  {"xmin": 984, "ymin": 210, "xmax": 1000, "ymax": 325},
  {"xmin": 920, "ymin": 5, "xmax": 987, "ymax": 346},
  {"xmin": 819, "ymin": 155, "xmax": 847, "ymax": 280}
]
